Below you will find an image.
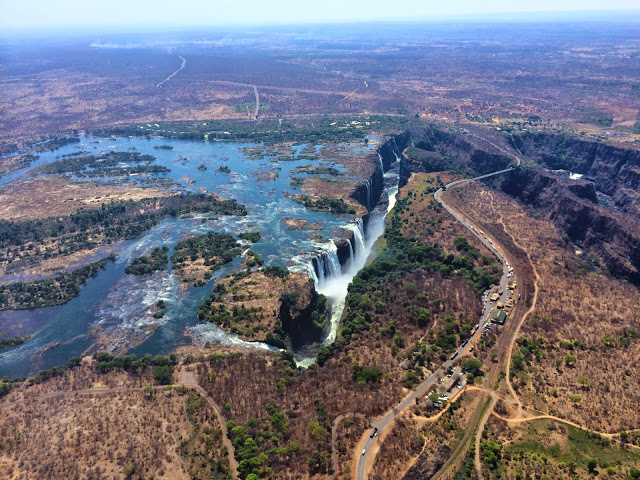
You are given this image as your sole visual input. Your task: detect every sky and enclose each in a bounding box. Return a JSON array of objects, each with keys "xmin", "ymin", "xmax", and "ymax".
[{"xmin": 1, "ymin": 0, "xmax": 639, "ymax": 29}]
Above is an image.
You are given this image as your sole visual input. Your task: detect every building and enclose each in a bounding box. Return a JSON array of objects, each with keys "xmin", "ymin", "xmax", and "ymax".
[{"xmin": 490, "ymin": 310, "xmax": 508, "ymax": 325}]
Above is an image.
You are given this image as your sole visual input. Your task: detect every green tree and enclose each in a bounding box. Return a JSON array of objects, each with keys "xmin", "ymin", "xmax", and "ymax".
[
  {"xmin": 480, "ymin": 440, "xmax": 501, "ymax": 470},
  {"xmin": 152, "ymin": 365, "xmax": 173, "ymax": 385},
  {"xmin": 587, "ymin": 458, "xmax": 598, "ymax": 474},
  {"xmin": 308, "ymin": 451, "xmax": 326, "ymax": 471},
  {"xmin": 308, "ymin": 421, "xmax": 328, "ymax": 441}
]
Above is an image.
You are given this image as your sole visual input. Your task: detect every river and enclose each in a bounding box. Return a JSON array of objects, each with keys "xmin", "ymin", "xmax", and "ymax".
[{"xmin": 0, "ymin": 135, "xmax": 401, "ymax": 377}]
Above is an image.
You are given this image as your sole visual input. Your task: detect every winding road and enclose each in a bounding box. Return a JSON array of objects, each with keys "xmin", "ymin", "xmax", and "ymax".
[{"xmin": 356, "ymin": 167, "xmax": 516, "ymax": 480}]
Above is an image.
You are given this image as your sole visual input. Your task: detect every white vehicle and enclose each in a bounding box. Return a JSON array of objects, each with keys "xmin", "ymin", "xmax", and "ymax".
[{"xmin": 362, "ymin": 449, "xmax": 366, "ymax": 456}]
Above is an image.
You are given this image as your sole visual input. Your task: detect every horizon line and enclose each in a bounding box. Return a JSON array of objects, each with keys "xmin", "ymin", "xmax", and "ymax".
[{"xmin": 2, "ymin": 8, "xmax": 640, "ymax": 33}]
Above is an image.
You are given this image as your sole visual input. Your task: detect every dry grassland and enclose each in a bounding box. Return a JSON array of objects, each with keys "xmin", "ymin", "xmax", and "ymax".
[{"xmin": 451, "ymin": 182, "xmax": 640, "ymax": 433}]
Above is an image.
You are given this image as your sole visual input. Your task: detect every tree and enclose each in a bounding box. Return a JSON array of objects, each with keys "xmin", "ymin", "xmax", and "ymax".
[
  {"xmin": 480, "ymin": 441, "xmax": 501, "ymax": 470},
  {"xmin": 461, "ymin": 358, "xmax": 484, "ymax": 379},
  {"xmin": 152, "ymin": 365, "xmax": 173, "ymax": 385},
  {"xmin": 587, "ymin": 458, "xmax": 598, "ymax": 474},
  {"xmin": 308, "ymin": 451, "xmax": 326, "ymax": 472},
  {"xmin": 308, "ymin": 421, "xmax": 328, "ymax": 441},
  {"xmin": 564, "ymin": 355, "xmax": 576, "ymax": 367}
]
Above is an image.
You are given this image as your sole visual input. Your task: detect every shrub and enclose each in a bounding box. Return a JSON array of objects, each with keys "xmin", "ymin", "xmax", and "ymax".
[{"xmin": 152, "ymin": 365, "xmax": 173, "ymax": 385}]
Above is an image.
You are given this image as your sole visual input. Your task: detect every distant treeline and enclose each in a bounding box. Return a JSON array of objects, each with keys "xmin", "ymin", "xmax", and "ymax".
[
  {"xmin": 29, "ymin": 136, "xmax": 80, "ymax": 153},
  {"xmin": 76, "ymin": 165, "xmax": 170, "ymax": 178},
  {"xmin": 0, "ymin": 257, "xmax": 113, "ymax": 310},
  {"xmin": 90, "ymin": 115, "xmax": 410, "ymax": 145}
]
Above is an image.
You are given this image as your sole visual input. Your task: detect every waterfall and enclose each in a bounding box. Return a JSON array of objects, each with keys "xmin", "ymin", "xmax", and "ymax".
[
  {"xmin": 365, "ymin": 179, "xmax": 372, "ymax": 212},
  {"xmin": 343, "ymin": 218, "xmax": 366, "ymax": 271},
  {"xmin": 294, "ymin": 138, "xmax": 404, "ymax": 366},
  {"xmin": 351, "ymin": 218, "xmax": 366, "ymax": 260},
  {"xmin": 377, "ymin": 152, "xmax": 385, "ymax": 174},
  {"xmin": 323, "ymin": 241, "xmax": 341, "ymax": 277},
  {"xmin": 392, "ymin": 137, "xmax": 400, "ymax": 155},
  {"xmin": 309, "ymin": 240, "xmax": 343, "ymax": 288}
]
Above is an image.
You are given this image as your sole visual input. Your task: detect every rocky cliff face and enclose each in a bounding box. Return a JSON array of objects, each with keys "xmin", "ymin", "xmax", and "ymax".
[
  {"xmin": 198, "ymin": 270, "xmax": 327, "ymax": 349},
  {"xmin": 395, "ymin": 124, "xmax": 640, "ymax": 285},
  {"xmin": 398, "ymin": 125, "xmax": 512, "ymax": 187},
  {"xmin": 502, "ymin": 166, "xmax": 640, "ymax": 285},
  {"xmin": 279, "ymin": 278, "xmax": 327, "ymax": 349},
  {"xmin": 509, "ymin": 132, "xmax": 640, "ymax": 214}
]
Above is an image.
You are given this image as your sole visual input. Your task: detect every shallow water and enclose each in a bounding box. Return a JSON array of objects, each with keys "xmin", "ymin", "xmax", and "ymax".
[{"xmin": 0, "ymin": 135, "xmax": 389, "ymax": 377}]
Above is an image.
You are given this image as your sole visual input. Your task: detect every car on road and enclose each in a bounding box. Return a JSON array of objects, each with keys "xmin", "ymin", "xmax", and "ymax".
[
  {"xmin": 370, "ymin": 428, "xmax": 378, "ymax": 438},
  {"xmin": 450, "ymin": 352, "xmax": 458, "ymax": 361},
  {"xmin": 362, "ymin": 449, "xmax": 366, "ymax": 456}
]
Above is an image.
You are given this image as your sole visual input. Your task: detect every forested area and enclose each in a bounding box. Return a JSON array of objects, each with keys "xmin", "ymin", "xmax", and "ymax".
[
  {"xmin": 0, "ymin": 257, "xmax": 113, "ymax": 310},
  {"xmin": 125, "ymin": 246, "xmax": 169, "ymax": 275},
  {"xmin": 293, "ymin": 195, "xmax": 355, "ymax": 214},
  {"xmin": 0, "ymin": 194, "xmax": 246, "ymax": 270},
  {"xmin": 171, "ymin": 232, "xmax": 243, "ymax": 285},
  {"xmin": 35, "ymin": 150, "xmax": 156, "ymax": 175}
]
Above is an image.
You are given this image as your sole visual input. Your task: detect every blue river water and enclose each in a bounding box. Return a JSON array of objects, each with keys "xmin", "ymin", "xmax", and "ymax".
[{"xmin": 0, "ymin": 135, "xmax": 394, "ymax": 377}]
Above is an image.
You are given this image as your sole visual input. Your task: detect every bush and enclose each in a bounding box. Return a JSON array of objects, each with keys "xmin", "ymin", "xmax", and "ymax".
[
  {"xmin": 352, "ymin": 364, "xmax": 383, "ymax": 384},
  {"xmin": 152, "ymin": 365, "xmax": 173, "ymax": 385}
]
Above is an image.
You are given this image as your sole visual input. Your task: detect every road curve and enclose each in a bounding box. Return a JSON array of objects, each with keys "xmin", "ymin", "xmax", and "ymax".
[
  {"xmin": 330, "ymin": 412, "xmax": 369, "ymax": 479},
  {"xmin": 357, "ymin": 167, "xmax": 514, "ymax": 480},
  {"xmin": 179, "ymin": 370, "xmax": 240, "ymax": 479}
]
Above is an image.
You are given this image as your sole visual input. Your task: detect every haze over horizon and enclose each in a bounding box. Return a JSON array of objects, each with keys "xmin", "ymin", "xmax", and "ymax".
[{"xmin": 2, "ymin": 0, "xmax": 640, "ymax": 30}]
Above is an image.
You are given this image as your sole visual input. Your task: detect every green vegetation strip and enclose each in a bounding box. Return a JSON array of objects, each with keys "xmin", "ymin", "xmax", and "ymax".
[
  {"xmin": 35, "ymin": 150, "xmax": 156, "ymax": 175},
  {"xmin": 317, "ymin": 194, "xmax": 501, "ymax": 365},
  {"xmin": 293, "ymin": 195, "xmax": 355, "ymax": 214},
  {"xmin": 126, "ymin": 246, "xmax": 169, "ymax": 275},
  {"xmin": 171, "ymin": 232, "xmax": 243, "ymax": 285},
  {"xmin": 0, "ymin": 335, "xmax": 31, "ymax": 349},
  {"xmin": 0, "ymin": 257, "xmax": 113, "ymax": 310},
  {"xmin": 0, "ymin": 194, "xmax": 246, "ymax": 268},
  {"xmin": 90, "ymin": 115, "xmax": 410, "ymax": 144}
]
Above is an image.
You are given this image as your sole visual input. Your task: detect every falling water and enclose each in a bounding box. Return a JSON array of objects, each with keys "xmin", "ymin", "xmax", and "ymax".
[{"xmin": 296, "ymin": 176, "xmax": 399, "ymax": 366}]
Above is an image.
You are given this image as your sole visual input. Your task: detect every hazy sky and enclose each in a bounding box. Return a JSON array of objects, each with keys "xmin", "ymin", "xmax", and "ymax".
[{"xmin": 2, "ymin": 0, "xmax": 639, "ymax": 29}]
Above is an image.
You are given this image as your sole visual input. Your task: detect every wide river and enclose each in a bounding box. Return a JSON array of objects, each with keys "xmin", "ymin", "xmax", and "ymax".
[{"xmin": 0, "ymin": 135, "xmax": 398, "ymax": 377}]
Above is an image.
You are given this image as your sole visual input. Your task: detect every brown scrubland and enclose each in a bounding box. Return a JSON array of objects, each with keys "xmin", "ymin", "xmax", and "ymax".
[{"xmin": 0, "ymin": 361, "xmax": 230, "ymax": 480}]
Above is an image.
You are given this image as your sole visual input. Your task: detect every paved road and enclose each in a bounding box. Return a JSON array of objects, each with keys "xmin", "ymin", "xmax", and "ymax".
[
  {"xmin": 156, "ymin": 55, "xmax": 186, "ymax": 87},
  {"xmin": 357, "ymin": 168, "xmax": 514, "ymax": 480}
]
